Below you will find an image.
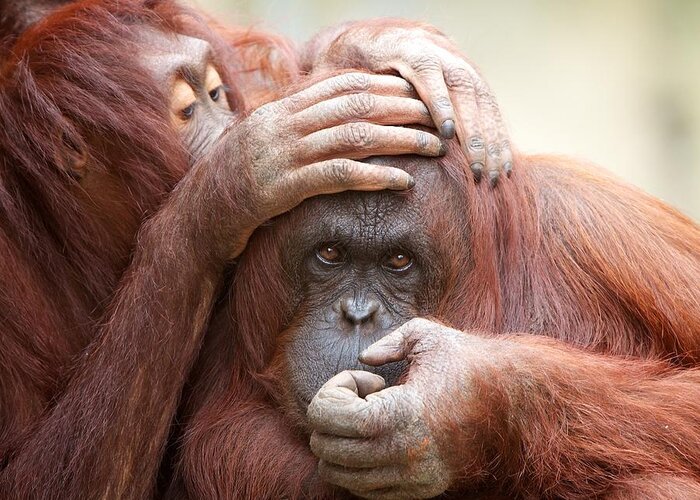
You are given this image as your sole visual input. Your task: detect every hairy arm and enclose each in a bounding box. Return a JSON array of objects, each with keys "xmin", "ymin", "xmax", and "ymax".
[
  {"xmin": 309, "ymin": 320, "xmax": 700, "ymax": 498},
  {"xmin": 453, "ymin": 334, "xmax": 700, "ymax": 497},
  {"xmin": 177, "ymin": 375, "xmax": 336, "ymax": 499},
  {"xmin": 481, "ymin": 334, "xmax": 700, "ymax": 497},
  {"xmin": 0, "ymin": 130, "xmax": 250, "ymax": 499}
]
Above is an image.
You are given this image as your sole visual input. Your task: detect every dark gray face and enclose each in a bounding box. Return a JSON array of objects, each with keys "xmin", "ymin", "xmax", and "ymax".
[{"xmin": 276, "ymin": 166, "xmax": 449, "ymax": 422}]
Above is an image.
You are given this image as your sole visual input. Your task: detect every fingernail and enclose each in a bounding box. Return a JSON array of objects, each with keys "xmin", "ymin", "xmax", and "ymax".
[
  {"xmin": 358, "ymin": 349, "xmax": 372, "ymax": 363},
  {"xmin": 358, "ymin": 347, "xmax": 384, "ymax": 364},
  {"xmin": 504, "ymin": 161, "xmax": 513, "ymax": 177},
  {"xmin": 489, "ymin": 169, "xmax": 499, "ymax": 187},
  {"xmin": 360, "ymin": 345, "xmax": 401, "ymax": 364},
  {"xmin": 470, "ymin": 162, "xmax": 484, "ymax": 182},
  {"xmin": 440, "ymin": 119, "xmax": 455, "ymax": 139},
  {"xmin": 406, "ymin": 176, "xmax": 416, "ymax": 189}
]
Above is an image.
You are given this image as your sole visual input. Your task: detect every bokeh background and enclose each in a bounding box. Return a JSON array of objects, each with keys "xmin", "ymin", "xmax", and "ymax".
[{"xmin": 191, "ymin": 0, "xmax": 700, "ymax": 219}]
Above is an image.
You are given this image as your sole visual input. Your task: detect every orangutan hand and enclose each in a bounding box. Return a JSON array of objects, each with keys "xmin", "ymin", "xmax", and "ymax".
[
  {"xmin": 224, "ymin": 73, "xmax": 444, "ymax": 258},
  {"xmin": 310, "ymin": 20, "xmax": 513, "ymax": 185},
  {"xmin": 307, "ymin": 318, "xmax": 501, "ymax": 499}
]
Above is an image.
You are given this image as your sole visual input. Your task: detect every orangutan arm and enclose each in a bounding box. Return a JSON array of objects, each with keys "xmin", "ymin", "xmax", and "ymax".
[{"xmin": 308, "ymin": 320, "xmax": 700, "ymax": 498}]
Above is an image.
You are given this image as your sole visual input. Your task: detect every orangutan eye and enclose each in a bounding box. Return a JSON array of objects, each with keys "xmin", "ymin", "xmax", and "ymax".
[
  {"xmin": 383, "ymin": 251, "xmax": 413, "ymax": 271},
  {"xmin": 316, "ymin": 243, "xmax": 345, "ymax": 265},
  {"xmin": 170, "ymin": 79, "xmax": 197, "ymax": 126},
  {"xmin": 209, "ymin": 85, "xmax": 222, "ymax": 102},
  {"xmin": 205, "ymin": 65, "xmax": 229, "ymax": 110},
  {"xmin": 180, "ymin": 103, "xmax": 195, "ymax": 119}
]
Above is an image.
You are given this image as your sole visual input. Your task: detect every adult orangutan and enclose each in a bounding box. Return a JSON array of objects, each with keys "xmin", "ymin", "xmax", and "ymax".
[
  {"xmin": 0, "ymin": 0, "xmax": 513, "ymax": 497},
  {"xmin": 173, "ymin": 132, "xmax": 700, "ymax": 496}
]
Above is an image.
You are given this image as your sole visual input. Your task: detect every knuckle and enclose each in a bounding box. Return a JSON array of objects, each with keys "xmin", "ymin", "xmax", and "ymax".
[
  {"xmin": 337, "ymin": 122, "xmax": 374, "ymax": 147},
  {"xmin": 467, "ymin": 136, "xmax": 485, "ymax": 153},
  {"xmin": 409, "ymin": 317, "xmax": 434, "ymax": 329},
  {"xmin": 416, "ymin": 131, "xmax": 438, "ymax": 152},
  {"xmin": 434, "ymin": 96, "xmax": 452, "ymax": 111},
  {"xmin": 501, "ymin": 139, "xmax": 512, "ymax": 156},
  {"xmin": 327, "ymin": 159, "xmax": 356, "ymax": 186},
  {"xmin": 474, "ymin": 80, "xmax": 497, "ymax": 107},
  {"xmin": 487, "ymin": 142, "xmax": 502, "ymax": 159},
  {"xmin": 317, "ymin": 460, "xmax": 331, "ymax": 480},
  {"xmin": 409, "ymin": 54, "xmax": 441, "ymax": 75},
  {"xmin": 309, "ymin": 433, "xmax": 324, "ymax": 456},
  {"xmin": 306, "ymin": 397, "xmax": 325, "ymax": 423},
  {"xmin": 416, "ymin": 131, "xmax": 429, "ymax": 150},
  {"xmin": 251, "ymin": 102, "xmax": 277, "ymax": 121},
  {"xmin": 343, "ymin": 92, "xmax": 375, "ymax": 118},
  {"xmin": 444, "ymin": 66, "xmax": 473, "ymax": 93},
  {"xmin": 337, "ymin": 72, "xmax": 371, "ymax": 93}
]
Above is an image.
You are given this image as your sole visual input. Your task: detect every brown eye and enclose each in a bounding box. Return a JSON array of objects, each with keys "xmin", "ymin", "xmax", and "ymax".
[
  {"xmin": 209, "ymin": 86, "xmax": 222, "ymax": 102},
  {"xmin": 384, "ymin": 251, "xmax": 413, "ymax": 271},
  {"xmin": 205, "ymin": 65, "xmax": 230, "ymax": 111},
  {"xmin": 180, "ymin": 103, "xmax": 195, "ymax": 119},
  {"xmin": 170, "ymin": 79, "xmax": 197, "ymax": 127},
  {"xmin": 316, "ymin": 243, "xmax": 345, "ymax": 265}
]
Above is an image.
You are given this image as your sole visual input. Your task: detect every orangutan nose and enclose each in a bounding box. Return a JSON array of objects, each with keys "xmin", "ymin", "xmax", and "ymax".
[{"xmin": 340, "ymin": 297, "xmax": 380, "ymax": 325}]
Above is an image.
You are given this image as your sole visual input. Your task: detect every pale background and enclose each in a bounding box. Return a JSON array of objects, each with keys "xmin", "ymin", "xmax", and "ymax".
[{"xmin": 190, "ymin": 0, "xmax": 700, "ymax": 220}]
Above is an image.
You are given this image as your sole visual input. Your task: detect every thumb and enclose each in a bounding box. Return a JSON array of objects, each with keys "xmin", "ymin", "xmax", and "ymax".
[{"xmin": 359, "ymin": 318, "xmax": 436, "ymax": 366}]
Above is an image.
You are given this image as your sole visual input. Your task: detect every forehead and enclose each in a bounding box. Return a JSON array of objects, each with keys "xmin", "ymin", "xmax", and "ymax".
[
  {"xmin": 302, "ymin": 192, "xmax": 415, "ymax": 245},
  {"xmin": 286, "ymin": 159, "xmax": 449, "ymax": 249},
  {"xmin": 137, "ymin": 28, "xmax": 211, "ymax": 86}
]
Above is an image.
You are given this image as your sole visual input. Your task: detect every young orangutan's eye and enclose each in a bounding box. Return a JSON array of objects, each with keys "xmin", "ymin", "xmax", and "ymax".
[
  {"xmin": 209, "ymin": 86, "xmax": 222, "ymax": 102},
  {"xmin": 180, "ymin": 103, "xmax": 195, "ymax": 119},
  {"xmin": 170, "ymin": 79, "xmax": 197, "ymax": 126}
]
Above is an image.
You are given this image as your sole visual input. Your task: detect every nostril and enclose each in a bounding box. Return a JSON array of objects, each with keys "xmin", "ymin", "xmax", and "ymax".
[{"xmin": 341, "ymin": 298, "xmax": 380, "ymax": 325}]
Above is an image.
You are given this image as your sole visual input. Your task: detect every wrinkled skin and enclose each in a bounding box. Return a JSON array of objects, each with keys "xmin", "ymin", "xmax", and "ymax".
[
  {"xmin": 308, "ymin": 319, "xmax": 486, "ymax": 499},
  {"xmin": 271, "ymin": 166, "xmax": 447, "ymax": 422},
  {"xmin": 220, "ymin": 73, "xmax": 445, "ymax": 258},
  {"xmin": 308, "ymin": 19, "xmax": 513, "ymax": 185},
  {"xmin": 259, "ymin": 164, "xmax": 459, "ymax": 498},
  {"xmin": 139, "ymin": 30, "xmax": 234, "ymax": 160}
]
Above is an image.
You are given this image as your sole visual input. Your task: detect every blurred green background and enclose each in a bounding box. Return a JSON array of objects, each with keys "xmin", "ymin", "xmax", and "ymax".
[{"xmin": 191, "ymin": 0, "xmax": 700, "ymax": 219}]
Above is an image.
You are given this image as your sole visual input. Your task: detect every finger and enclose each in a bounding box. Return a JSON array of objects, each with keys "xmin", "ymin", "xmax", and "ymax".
[
  {"xmin": 472, "ymin": 77, "xmax": 506, "ymax": 186},
  {"xmin": 359, "ymin": 318, "xmax": 438, "ymax": 366},
  {"xmin": 281, "ymin": 73, "xmax": 417, "ymax": 113},
  {"xmin": 322, "ymin": 370, "xmax": 387, "ymax": 398},
  {"xmin": 318, "ymin": 461, "xmax": 404, "ymax": 493},
  {"xmin": 359, "ymin": 327, "xmax": 411, "ymax": 366},
  {"xmin": 299, "ymin": 123, "xmax": 445, "ymax": 162},
  {"xmin": 293, "ymin": 94, "xmax": 433, "ymax": 135},
  {"xmin": 310, "ymin": 432, "xmax": 405, "ymax": 468},
  {"xmin": 394, "ymin": 57, "xmax": 456, "ymax": 139},
  {"xmin": 307, "ymin": 379, "xmax": 403, "ymax": 438},
  {"xmin": 443, "ymin": 62, "xmax": 486, "ymax": 182},
  {"xmin": 502, "ymin": 140, "xmax": 514, "ymax": 178},
  {"xmin": 285, "ymin": 160, "xmax": 414, "ymax": 207}
]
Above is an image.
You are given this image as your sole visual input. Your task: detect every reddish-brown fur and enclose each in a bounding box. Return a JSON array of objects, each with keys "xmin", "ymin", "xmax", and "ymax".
[
  {"xmin": 176, "ymin": 142, "xmax": 700, "ymax": 498},
  {"xmin": 0, "ymin": 0, "xmax": 297, "ymax": 497}
]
